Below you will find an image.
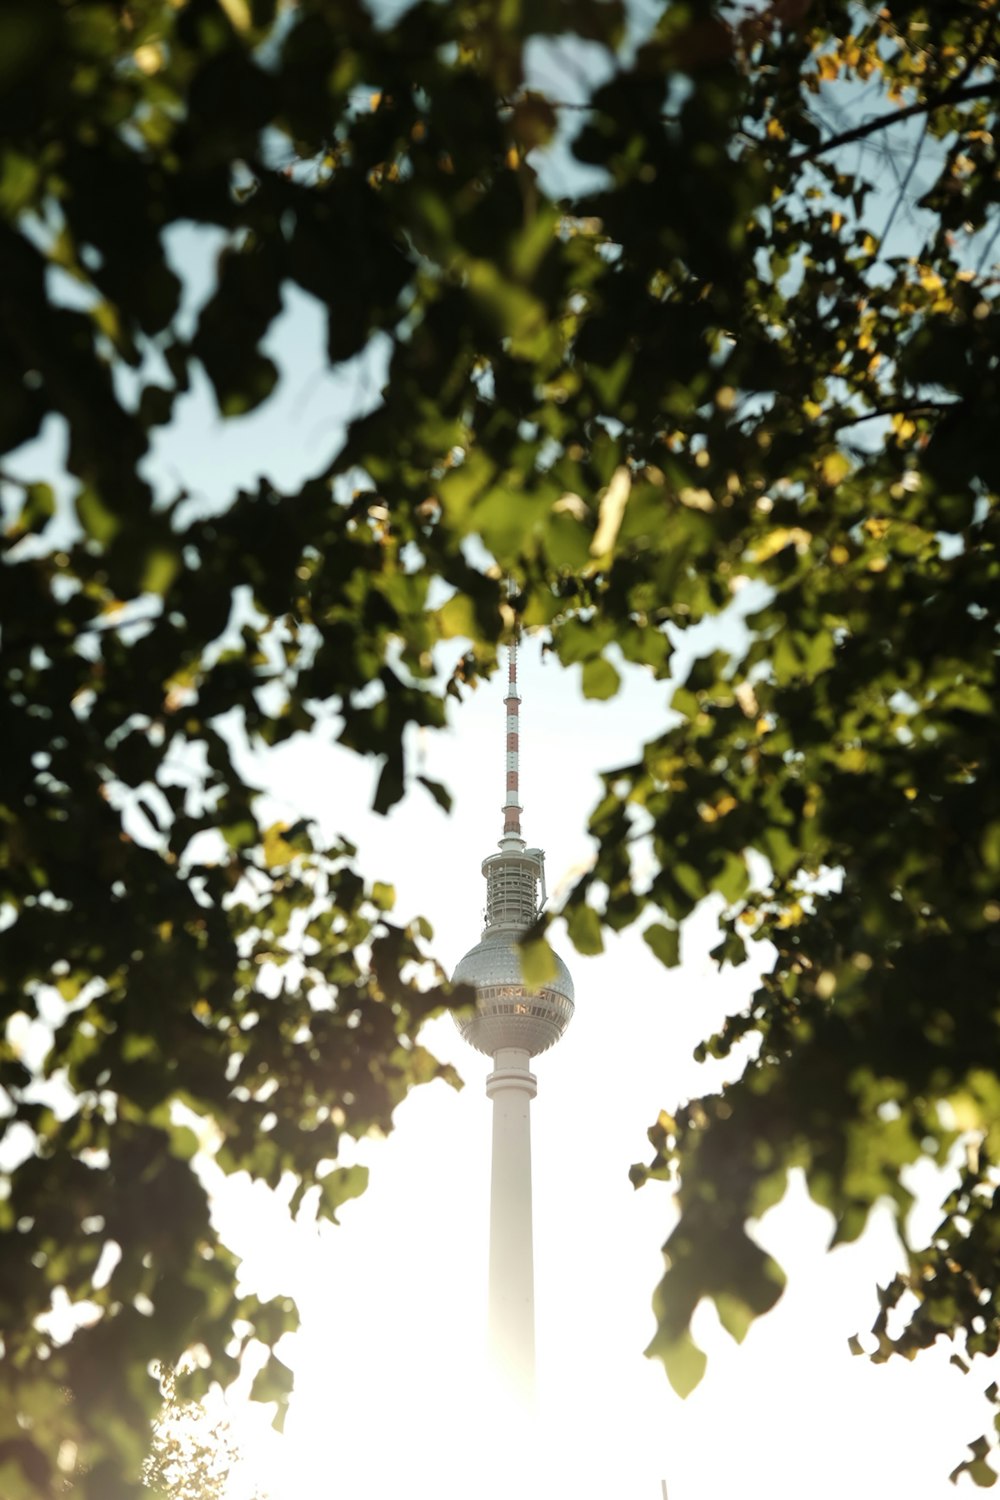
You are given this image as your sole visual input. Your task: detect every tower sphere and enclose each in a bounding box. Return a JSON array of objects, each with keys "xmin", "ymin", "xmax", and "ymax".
[{"xmin": 453, "ymin": 926, "xmax": 575, "ymax": 1058}]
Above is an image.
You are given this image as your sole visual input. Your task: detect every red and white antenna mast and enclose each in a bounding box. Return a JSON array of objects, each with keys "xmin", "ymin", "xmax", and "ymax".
[{"xmin": 502, "ymin": 634, "xmax": 523, "ymax": 846}]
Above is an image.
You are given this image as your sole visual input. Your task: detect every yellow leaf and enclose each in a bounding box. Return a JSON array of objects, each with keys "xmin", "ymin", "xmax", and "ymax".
[
  {"xmin": 134, "ymin": 42, "xmax": 163, "ymax": 75},
  {"xmin": 263, "ymin": 822, "xmax": 293, "ymax": 868},
  {"xmin": 820, "ymin": 451, "xmax": 850, "ymax": 486},
  {"xmin": 218, "ymin": 0, "xmax": 251, "ymax": 30},
  {"xmin": 590, "ymin": 466, "xmax": 631, "ymax": 557},
  {"xmin": 553, "ymin": 491, "xmax": 587, "ymax": 520},
  {"xmin": 678, "ymin": 487, "xmax": 714, "ymax": 512},
  {"xmin": 752, "ymin": 526, "xmax": 811, "ymax": 562}
]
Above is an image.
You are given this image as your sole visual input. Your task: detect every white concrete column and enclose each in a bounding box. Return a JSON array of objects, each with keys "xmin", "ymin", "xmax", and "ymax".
[{"xmin": 485, "ymin": 1045, "xmax": 537, "ymax": 1395}]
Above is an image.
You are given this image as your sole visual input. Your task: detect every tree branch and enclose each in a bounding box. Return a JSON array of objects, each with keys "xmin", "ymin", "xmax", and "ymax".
[
  {"xmin": 827, "ymin": 398, "xmax": 960, "ymax": 431},
  {"xmin": 790, "ymin": 80, "xmax": 1000, "ymax": 165}
]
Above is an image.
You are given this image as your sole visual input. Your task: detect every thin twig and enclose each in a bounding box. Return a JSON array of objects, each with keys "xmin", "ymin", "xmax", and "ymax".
[
  {"xmin": 975, "ymin": 214, "xmax": 1000, "ymax": 277},
  {"xmin": 878, "ymin": 116, "xmax": 930, "ymax": 250}
]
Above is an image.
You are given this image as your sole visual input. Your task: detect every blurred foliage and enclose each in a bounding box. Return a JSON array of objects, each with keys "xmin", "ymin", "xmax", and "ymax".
[
  {"xmin": 143, "ymin": 1365, "xmax": 268, "ymax": 1500},
  {"xmin": 3, "ymin": 0, "xmax": 1000, "ymax": 1491}
]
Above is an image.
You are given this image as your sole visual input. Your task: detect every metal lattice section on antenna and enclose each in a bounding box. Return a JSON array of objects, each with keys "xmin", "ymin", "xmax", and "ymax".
[{"xmin": 503, "ymin": 637, "xmax": 522, "ymax": 841}]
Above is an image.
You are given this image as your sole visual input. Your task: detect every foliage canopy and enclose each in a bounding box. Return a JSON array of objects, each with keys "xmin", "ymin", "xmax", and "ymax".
[
  {"xmin": 143, "ymin": 1367, "xmax": 267, "ymax": 1500},
  {"xmin": 3, "ymin": 0, "xmax": 1000, "ymax": 1492}
]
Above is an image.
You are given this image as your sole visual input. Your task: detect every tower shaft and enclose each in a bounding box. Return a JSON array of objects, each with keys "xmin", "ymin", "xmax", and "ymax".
[{"xmin": 486, "ymin": 1047, "xmax": 537, "ymax": 1392}]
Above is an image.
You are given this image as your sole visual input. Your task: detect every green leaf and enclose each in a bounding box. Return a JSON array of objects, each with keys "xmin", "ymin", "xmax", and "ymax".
[
  {"xmin": 219, "ymin": 354, "xmax": 279, "ymax": 416},
  {"xmin": 140, "ymin": 544, "xmax": 180, "ymax": 596},
  {"xmin": 17, "ymin": 482, "xmax": 54, "ymax": 534},
  {"xmin": 436, "ymin": 592, "xmax": 480, "ymax": 642},
  {"xmin": 373, "ymin": 756, "xmax": 404, "ymax": 815},
  {"xmin": 249, "ymin": 1353, "xmax": 295, "ymax": 1431},
  {"xmin": 645, "ymin": 1327, "xmax": 707, "ymax": 1398},
  {"xmin": 714, "ymin": 1290, "xmax": 755, "ymax": 1344},
  {"xmin": 713, "ymin": 850, "xmax": 749, "ymax": 905},
  {"xmin": 370, "ymin": 881, "xmax": 395, "ymax": 911},
  {"xmin": 566, "ymin": 903, "xmax": 604, "ymax": 955},
  {"xmin": 581, "ymin": 656, "xmax": 621, "ymax": 700},
  {"xmin": 643, "ymin": 922, "xmax": 680, "ymax": 968},
  {"xmin": 982, "ymin": 821, "xmax": 1000, "ymax": 872},
  {"xmin": 317, "ymin": 1164, "xmax": 370, "ymax": 1224},
  {"xmin": 418, "ymin": 775, "xmax": 453, "ymax": 813},
  {"xmin": 761, "ymin": 825, "xmax": 800, "ymax": 879},
  {"xmin": 709, "ymin": 929, "xmax": 747, "ymax": 968},
  {"xmin": 75, "ymin": 486, "xmax": 121, "ymax": 544},
  {"xmin": 222, "ymin": 818, "xmax": 257, "ymax": 850},
  {"xmin": 518, "ymin": 936, "xmax": 557, "ymax": 989}
]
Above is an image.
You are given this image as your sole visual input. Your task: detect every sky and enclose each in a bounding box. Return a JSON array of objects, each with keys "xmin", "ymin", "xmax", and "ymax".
[{"xmin": 7, "ymin": 29, "xmax": 1000, "ymax": 1498}]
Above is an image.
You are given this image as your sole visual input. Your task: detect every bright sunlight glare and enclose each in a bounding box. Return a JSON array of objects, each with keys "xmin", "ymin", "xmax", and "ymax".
[{"xmin": 192, "ymin": 643, "xmax": 990, "ymax": 1500}]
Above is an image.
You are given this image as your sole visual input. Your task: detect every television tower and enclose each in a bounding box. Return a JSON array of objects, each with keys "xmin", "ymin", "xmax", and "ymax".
[{"xmin": 453, "ymin": 634, "xmax": 575, "ymax": 1393}]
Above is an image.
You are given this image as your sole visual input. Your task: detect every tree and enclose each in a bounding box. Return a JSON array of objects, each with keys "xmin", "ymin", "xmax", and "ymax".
[
  {"xmin": 144, "ymin": 1367, "xmax": 268, "ymax": 1500},
  {"xmin": 2, "ymin": 0, "xmax": 1000, "ymax": 1493}
]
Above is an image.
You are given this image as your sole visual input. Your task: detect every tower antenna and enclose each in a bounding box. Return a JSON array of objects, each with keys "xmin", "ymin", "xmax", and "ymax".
[{"xmin": 502, "ymin": 631, "xmax": 522, "ymax": 845}]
